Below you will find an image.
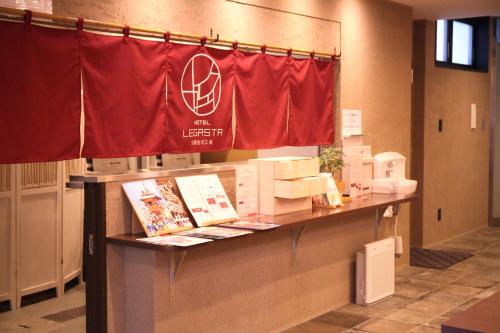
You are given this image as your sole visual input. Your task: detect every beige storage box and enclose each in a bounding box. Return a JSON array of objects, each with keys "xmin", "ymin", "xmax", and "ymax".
[
  {"xmin": 274, "ymin": 178, "xmax": 310, "ymax": 199},
  {"xmin": 305, "ymin": 176, "xmax": 328, "ymax": 196},
  {"xmin": 251, "ymin": 156, "xmax": 319, "ymax": 180},
  {"xmin": 249, "ymin": 157, "xmax": 321, "ymax": 215}
]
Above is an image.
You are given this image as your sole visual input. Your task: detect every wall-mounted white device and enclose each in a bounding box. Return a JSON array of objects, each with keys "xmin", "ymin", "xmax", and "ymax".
[{"xmin": 371, "ymin": 152, "xmax": 417, "ymax": 195}]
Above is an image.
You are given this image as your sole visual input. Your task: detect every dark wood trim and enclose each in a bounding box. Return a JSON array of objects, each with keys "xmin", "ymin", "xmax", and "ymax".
[
  {"xmin": 410, "ymin": 20, "xmax": 427, "ymax": 248},
  {"xmin": 488, "ymin": 18, "xmax": 497, "ymax": 226},
  {"xmin": 84, "ymin": 182, "xmax": 107, "ymax": 333}
]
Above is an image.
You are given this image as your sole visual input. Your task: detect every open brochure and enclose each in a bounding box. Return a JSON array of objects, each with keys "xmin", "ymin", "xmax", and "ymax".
[
  {"xmin": 122, "ymin": 179, "xmax": 193, "ymax": 237},
  {"xmin": 176, "ymin": 226, "xmax": 253, "ymax": 239},
  {"xmin": 219, "ymin": 220, "xmax": 280, "ymax": 231},
  {"xmin": 176, "ymin": 174, "xmax": 239, "ymax": 227},
  {"xmin": 137, "ymin": 235, "xmax": 212, "ymax": 247}
]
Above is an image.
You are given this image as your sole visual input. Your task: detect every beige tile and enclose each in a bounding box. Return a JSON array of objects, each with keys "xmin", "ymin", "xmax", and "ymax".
[
  {"xmin": 312, "ymin": 310, "xmax": 369, "ymax": 328},
  {"xmin": 476, "ymin": 288, "xmax": 498, "ymax": 299},
  {"xmin": 395, "ymin": 283, "xmax": 432, "ymax": 299},
  {"xmin": 336, "ymin": 296, "xmax": 411, "ymax": 319},
  {"xmin": 467, "ymin": 256, "xmax": 500, "ymax": 269},
  {"xmin": 458, "ymin": 297, "xmax": 482, "ymax": 310},
  {"xmin": 283, "ymin": 321, "xmax": 344, "ymax": 333},
  {"xmin": 413, "ymin": 270, "xmax": 464, "ymax": 283},
  {"xmin": 356, "ymin": 318, "xmax": 417, "ymax": 333},
  {"xmin": 50, "ymin": 327, "xmax": 86, "ymax": 333},
  {"xmin": 0, "ymin": 317, "xmax": 64, "ymax": 332},
  {"xmin": 475, "ymin": 269, "xmax": 500, "ymax": 283},
  {"xmin": 443, "ymin": 306, "xmax": 465, "ymax": 318},
  {"xmin": 405, "ymin": 300, "xmax": 454, "ymax": 316},
  {"xmin": 384, "ymin": 309, "xmax": 433, "ymax": 325},
  {"xmin": 409, "ymin": 325, "xmax": 441, "ymax": 333},
  {"xmin": 438, "ymin": 284, "xmax": 483, "ymax": 297},
  {"xmin": 447, "ymin": 260, "xmax": 479, "ymax": 272},
  {"xmin": 453, "ymin": 274, "xmax": 497, "ymax": 289},
  {"xmin": 426, "ymin": 316, "xmax": 450, "ymax": 328},
  {"xmin": 397, "ymin": 266, "xmax": 431, "ymax": 279},
  {"xmin": 424, "ymin": 292, "xmax": 470, "ymax": 305},
  {"xmin": 407, "ymin": 278, "xmax": 446, "ymax": 290},
  {"xmin": 369, "ymin": 295, "xmax": 413, "ymax": 318}
]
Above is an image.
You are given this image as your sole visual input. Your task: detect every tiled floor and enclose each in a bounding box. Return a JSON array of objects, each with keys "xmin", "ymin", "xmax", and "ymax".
[
  {"xmin": 1, "ymin": 227, "xmax": 499, "ymax": 333},
  {"xmin": 284, "ymin": 226, "xmax": 500, "ymax": 333},
  {"xmin": 0, "ymin": 284, "xmax": 85, "ymax": 332}
]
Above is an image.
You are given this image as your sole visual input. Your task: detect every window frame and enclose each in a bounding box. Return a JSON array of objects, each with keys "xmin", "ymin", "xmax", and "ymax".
[{"xmin": 434, "ymin": 17, "xmax": 489, "ymax": 73}]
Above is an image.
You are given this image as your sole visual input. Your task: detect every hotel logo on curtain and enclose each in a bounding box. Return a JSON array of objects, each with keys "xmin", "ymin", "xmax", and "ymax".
[{"xmin": 165, "ymin": 44, "xmax": 233, "ymax": 152}]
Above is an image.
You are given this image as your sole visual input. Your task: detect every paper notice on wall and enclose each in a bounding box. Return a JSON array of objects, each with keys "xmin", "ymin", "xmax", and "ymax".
[
  {"xmin": 342, "ymin": 109, "xmax": 362, "ymax": 136},
  {"xmin": 235, "ymin": 164, "xmax": 259, "ymax": 217}
]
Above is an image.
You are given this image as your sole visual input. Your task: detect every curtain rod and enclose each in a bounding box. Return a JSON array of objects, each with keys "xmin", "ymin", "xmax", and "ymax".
[{"xmin": 0, "ymin": 6, "xmax": 341, "ymax": 59}]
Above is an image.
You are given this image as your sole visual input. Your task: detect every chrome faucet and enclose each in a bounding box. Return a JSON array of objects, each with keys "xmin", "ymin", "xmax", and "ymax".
[{"xmin": 385, "ymin": 160, "xmax": 397, "ymax": 178}]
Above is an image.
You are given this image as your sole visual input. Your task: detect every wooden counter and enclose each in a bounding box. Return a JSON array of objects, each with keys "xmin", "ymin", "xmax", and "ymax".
[
  {"xmin": 75, "ymin": 166, "xmax": 417, "ymax": 333},
  {"xmin": 108, "ymin": 193, "xmax": 417, "ymax": 253}
]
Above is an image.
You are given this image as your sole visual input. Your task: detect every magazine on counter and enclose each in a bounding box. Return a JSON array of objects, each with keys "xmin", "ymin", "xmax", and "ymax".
[
  {"xmin": 312, "ymin": 173, "xmax": 344, "ymax": 208},
  {"xmin": 176, "ymin": 174, "xmax": 239, "ymax": 227},
  {"xmin": 122, "ymin": 179, "xmax": 193, "ymax": 237},
  {"xmin": 137, "ymin": 235, "xmax": 212, "ymax": 247},
  {"xmin": 176, "ymin": 226, "xmax": 253, "ymax": 239},
  {"xmin": 219, "ymin": 220, "xmax": 280, "ymax": 231}
]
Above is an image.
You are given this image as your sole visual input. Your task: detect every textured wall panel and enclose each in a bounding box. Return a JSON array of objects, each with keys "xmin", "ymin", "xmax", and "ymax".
[
  {"xmin": 0, "ymin": 165, "xmax": 11, "ymax": 192},
  {"xmin": 21, "ymin": 162, "xmax": 58, "ymax": 189}
]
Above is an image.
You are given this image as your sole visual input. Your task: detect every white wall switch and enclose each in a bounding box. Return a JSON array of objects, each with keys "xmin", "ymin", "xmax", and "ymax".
[{"xmin": 471, "ymin": 104, "xmax": 477, "ymax": 129}]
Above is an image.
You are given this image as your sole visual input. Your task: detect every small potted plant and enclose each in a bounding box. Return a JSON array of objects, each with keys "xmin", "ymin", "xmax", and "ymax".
[{"xmin": 319, "ymin": 146, "xmax": 346, "ymax": 193}]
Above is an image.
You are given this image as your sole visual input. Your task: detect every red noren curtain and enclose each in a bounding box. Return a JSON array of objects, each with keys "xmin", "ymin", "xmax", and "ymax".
[
  {"xmin": 81, "ymin": 31, "xmax": 167, "ymax": 158},
  {"xmin": 233, "ymin": 50, "xmax": 289, "ymax": 149},
  {"xmin": 0, "ymin": 21, "xmax": 81, "ymax": 163},
  {"xmin": 288, "ymin": 57, "xmax": 335, "ymax": 146}
]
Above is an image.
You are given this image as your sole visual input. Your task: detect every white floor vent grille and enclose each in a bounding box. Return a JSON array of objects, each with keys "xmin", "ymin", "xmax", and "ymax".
[{"xmin": 356, "ymin": 237, "xmax": 395, "ymax": 305}]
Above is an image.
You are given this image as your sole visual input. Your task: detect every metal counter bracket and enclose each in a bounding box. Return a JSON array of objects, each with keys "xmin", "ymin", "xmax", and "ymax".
[
  {"xmin": 374, "ymin": 204, "xmax": 400, "ymax": 240},
  {"xmin": 291, "ymin": 225, "xmax": 308, "ymax": 264},
  {"xmin": 169, "ymin": 250, "xmax": 187, "ymax": 301}
]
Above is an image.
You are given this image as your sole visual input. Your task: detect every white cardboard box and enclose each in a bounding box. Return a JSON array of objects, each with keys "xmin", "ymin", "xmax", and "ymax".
[
  {"xmin": 249, "ymin": 157, "xmax": 318, "ymax": 215},
  {"xmin": 275, "ymin": 178, "xmax": 310, "ymax": 199}
]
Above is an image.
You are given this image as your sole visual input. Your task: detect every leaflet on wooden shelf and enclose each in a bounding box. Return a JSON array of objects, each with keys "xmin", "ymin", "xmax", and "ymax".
[
  {"xmin": 313, "ymin": 173, "xmax": 344, "ymax": 208},
  {"xmin": 175, "ymin": 174, "xmax": 239, "ymax": 227},
  {"xmin": 219, "ymin": 220, "xmax": 280, "ymax": 231},
  {"xmin": 137, "ymin": 235, "xmax": 212, "ymax": 247},
  {"xmin": 176, "ymin": 226, "xmax": 252, "ymax": 239},
  {"xmin": 122, "ymin": 179, "xmax": 193, "ymax": 237}
]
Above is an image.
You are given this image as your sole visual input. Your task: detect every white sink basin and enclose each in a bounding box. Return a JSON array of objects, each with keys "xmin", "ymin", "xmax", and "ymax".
[{"xmin": 372, "ymin": 178, "xmax": 417, "ymax": 195}]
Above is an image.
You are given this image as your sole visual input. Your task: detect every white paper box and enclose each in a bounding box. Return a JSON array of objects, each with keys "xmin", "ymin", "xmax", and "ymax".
[
  {"xmin": 274, "ymin": 179, "xmax": 310, "ymax": 199},
  {"xmin": 309, "ymin": 176, "xmax": 328, "ymax": 196},
  {"xmin": 274, "ymin": 160, "xmax": 297, "ymax": 179}
]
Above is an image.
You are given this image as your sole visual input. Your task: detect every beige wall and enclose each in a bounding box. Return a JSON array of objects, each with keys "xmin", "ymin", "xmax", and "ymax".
[{"xmin": 415, "ymin": 20, "xmax": 491, "ymax": 246}]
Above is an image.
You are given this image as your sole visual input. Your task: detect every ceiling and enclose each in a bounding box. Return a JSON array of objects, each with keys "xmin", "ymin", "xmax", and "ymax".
[{"xmin": 391, "ymin": 0, "xmax": 500, "ymax": 19}]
